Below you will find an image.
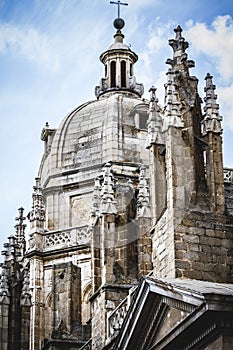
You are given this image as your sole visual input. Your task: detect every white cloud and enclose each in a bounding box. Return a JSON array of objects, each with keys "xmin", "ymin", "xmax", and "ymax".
[
  {"xmin": 127, "ymin": 0, "xmax": 160, "ymax": 9},
  {"xmin": 184, "ymin": 16, "xmax": 233, "ymax": 131},
  {"xmin": 218, "ymin": 83, "xmax": 233, "ymax": 129},
  {"xmin": 0, "ymin": 23, "xmax": 59, "ymax": 70},
  {"xmin": 185, "ymin": 15, "xmax": 233, "ymax": 82},
  {"xmin": 134, "ymin": 19, "xmax": 175, "ymax": 99}
]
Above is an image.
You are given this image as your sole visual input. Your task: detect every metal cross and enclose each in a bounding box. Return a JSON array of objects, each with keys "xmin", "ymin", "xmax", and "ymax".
[{"xmin": 110, "ymin": 0, "xmax": 128, "ymax": 18}]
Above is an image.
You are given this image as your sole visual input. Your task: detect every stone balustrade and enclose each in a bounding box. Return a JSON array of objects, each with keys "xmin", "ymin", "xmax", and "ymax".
[
  {"xmin": 107, "ymin": 287, "xmax": 137, "ymax": 340},
  {"xmin": 43, "ymin": 225, "xmax": 91, "ymax": 251},
  {"xmin": 224, "ymin": 168, "xmax": 233, "ymax": 183}
]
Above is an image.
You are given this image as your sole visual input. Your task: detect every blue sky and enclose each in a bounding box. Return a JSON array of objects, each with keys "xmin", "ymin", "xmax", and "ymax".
[{"xmin": 0, "ymin": 0, "xmax": 233, "ymax": 251}]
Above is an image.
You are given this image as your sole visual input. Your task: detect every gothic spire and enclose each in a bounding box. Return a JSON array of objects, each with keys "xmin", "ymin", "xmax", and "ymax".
[
  {"xmin": 20, "ymin": 267, "xmax": 32, "ymax": 306},
  {"xmin": 166, "ymin": 25, "xmax": 195, "ymax": 71},
  {"xmin": 28, "ymin": 177, "xmax": 45, "ymax": 225},
  {"xmin": 147, "ymin": 86, "xmax": 164, "ymax": 146},
  {"xmin": 2, "ymin": 235, "xmax": 17, "ymax": 263},
  {"xmin": 164, "ymin": 69, "xmax": 184, "ymax": 129},
  {"xmin": 14, "ymin": 207, "xmax": 26, "ymax": 257},
  {"xmin": 90, "ymin": 176, "xmax": 102, "ymax": 225},
  {"xmin": 0, "ymin": 264, "xmax": 10, "ymax": 304},
  {"xmin": 136, "ymin": 166, "xmax": 151, "ymax": 218},
  {"xmin": 202, "ymin": 73, "xmax": 222, "ymax": 135},
  {"xmin": 100, "ymin": 163, "xmax": 117, "ymax": 215}
]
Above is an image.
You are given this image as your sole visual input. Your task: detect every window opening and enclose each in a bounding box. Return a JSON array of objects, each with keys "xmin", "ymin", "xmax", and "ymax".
[
  {"xmin": 130, "ymin": 63, "xmax": 133, "ymax": 76},
  {"xmin": 110, "ymin": 61, "xmax": 116, "ymax": 87},
  {"xmin": 121, "ymin": 60, "xmax": 126, "ymax": 87}
]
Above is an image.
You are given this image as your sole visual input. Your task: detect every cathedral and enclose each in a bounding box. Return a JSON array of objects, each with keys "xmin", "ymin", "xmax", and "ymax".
[{"xmin": 1, "ymin": 7, "xmax": 233, "ymax": 350}]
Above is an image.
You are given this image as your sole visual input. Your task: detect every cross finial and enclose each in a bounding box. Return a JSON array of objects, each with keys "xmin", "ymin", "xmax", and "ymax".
[{"xmin": 110, "ymin": 0, "xmax": 128, "ymax": 18}]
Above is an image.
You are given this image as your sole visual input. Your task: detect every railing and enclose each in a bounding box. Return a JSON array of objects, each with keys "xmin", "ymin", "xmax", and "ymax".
[
  {"xmin": 107, "ymin": 286, "xmax": 137, "ymax": 340},
  {"xmin": 224, "ymin": 168, "xmax": 233, "ymax": 183},
  {"xmin": 43, "ymin": 225, "xmax": 91, "ymax": 251}
]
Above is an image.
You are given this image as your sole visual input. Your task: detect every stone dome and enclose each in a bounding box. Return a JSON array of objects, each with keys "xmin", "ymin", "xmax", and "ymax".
[
  {"xmin": 38, "ymin": 91, "xmax": 149, "ymax": 231},
  {"xmin": 39, "ymin": 91, "xmax": 149, "ymax": 189},
  {"xmin": 38, "ymin": 23, "xmax": 147, "ymax": 232}
]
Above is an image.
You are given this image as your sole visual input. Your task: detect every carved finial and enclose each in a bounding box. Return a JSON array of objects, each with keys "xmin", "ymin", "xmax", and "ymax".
[
  {"xmin": 110, "ymin": 1, "xmax": 128, "ymax": 20},
  {"xmin": 166, "ymin": 25, "xmax": 195, "ymax": 71},
  {"xmin": 169, "ymin": 25, "xmax": 188, "ymax": 53},
  {"xmin": 137, "ymin": 166, "xmax": 151, "ymax": 218},
  {"xmin": 20, "ymin": 267, "xmax": 32, "ymax": 306},
  {"xmin": 100, "ymin": 163, "xmax": 117, "ymax": 215},
  {"xmin": 174, "ymin": 25, "xmax": 182, "ymax": 39},
  {"xmin": 147, "ymin": 87, "xmax": 164, "ymax": 146},
  {"xmin": 28, "ymin": 177, "xmax": 45, "ymax": 224},
  {"xmin": 110, "ymin": 1, "xmax": 128, "ymax": 44},
  {"xmin": 33, "ymin": 177, "xmax": 42, "ymax": 194},
  {"xmin": 0, "ymin": 264, "xmax": 10, "ymax": 303},
  {"xmin": 15, "ymin": 207, "xmax": 26, "ymax": 256},
  {"xmin": 90, "ymin": 176, "xmax": 102, "ymax": 223},
  {"xmin": 2, "ymin": 235, "xmax": 17, "ymax": 263},
  {"xmin": 149, "ymin": 86, "xmax": 157, "ymax": 101},
  {"xmin": 202, "ymin": 73, "xmax": 222, "ymax": 135},
  {"xmin": 164, "ymin": 69, "xmax": 184, "ymax": 129}
]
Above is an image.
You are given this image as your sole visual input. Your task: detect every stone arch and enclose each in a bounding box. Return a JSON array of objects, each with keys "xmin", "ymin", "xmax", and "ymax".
[{"xmin": 82, "ymin": 282, "xmax": 92, "ymax": 325}]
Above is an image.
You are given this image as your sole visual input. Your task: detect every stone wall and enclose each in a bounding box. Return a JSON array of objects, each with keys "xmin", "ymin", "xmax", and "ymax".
[
  {"xmin": 153, "ymin": 209, "xmax": 233, "ymax": 283},
  {"xmin": 174, "ymin": 211, "xmax": 233, "ymax": 283},
  {"xmin": 90, "ymin": 285, "xmax": 131, "ymax": 350}
]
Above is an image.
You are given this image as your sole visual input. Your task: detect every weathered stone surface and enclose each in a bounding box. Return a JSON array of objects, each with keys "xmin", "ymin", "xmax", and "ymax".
[{"xmin": 1, "ymin": 17, "xmax": 233, "ymax": 350}]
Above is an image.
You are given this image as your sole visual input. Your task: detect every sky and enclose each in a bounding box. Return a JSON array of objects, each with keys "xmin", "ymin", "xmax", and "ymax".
[{"xmin": 0, "ymin": 0, "xmax": 233, "ymax": 252}]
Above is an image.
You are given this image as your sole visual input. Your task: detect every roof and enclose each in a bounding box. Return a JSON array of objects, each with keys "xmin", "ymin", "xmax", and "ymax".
[
  {"xmin": 148, "ymin": 276, "xmax": 233, "ymax": 297},
  {"xmin": 114, "ymin": 276, "xmax": 233, "ymax": 350}
]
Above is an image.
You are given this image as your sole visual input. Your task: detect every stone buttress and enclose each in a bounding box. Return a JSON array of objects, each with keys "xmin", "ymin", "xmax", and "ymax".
[
  {"xmin": 0, "ymin": 12, "xmax": 233, "ymax": 350},
  {"xmin": 147, "ymin": 26, "xmax": 233, "ymax": 283}
]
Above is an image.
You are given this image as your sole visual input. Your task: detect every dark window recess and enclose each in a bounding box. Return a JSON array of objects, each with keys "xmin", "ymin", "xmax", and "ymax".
[
  {"xmin": 110, "ymin": 61, "xmax": 116, "ymax": 87},
  {"xmin": 130, "ymin": 63, "xmax": 133, "ymax": 76},
  {"xmin": 139, "ymin": 114, "xmax": 148, "ymax": 129},
  {"xmin": 121, "ymin": 60, "xmax": 126, "ymax": 87},
  {"xmin": 105, "ymin": 64, "xmax": 107, "ymax": 78}
]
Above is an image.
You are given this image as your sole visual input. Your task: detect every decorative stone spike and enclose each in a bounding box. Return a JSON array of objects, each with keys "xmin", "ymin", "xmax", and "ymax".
[
  {"xmin": 100, "ymin": 163, "xmax": 117, "ymax": 215},
  {"xmin": 166, "ymin": 25, "xmax": 195, "ymax": 69},
  {"xmin": 3, "ymin": 235, "xmax": 17, "ymax": 262},
  {"xmin": 90, "ymin": 176, "xmax": 102, "ymax": 225},
  {"xmin": 170, "ymin": 25, "xmax": 189, "ymax": 54},
  {"xmin": 28, "ymin": 177, "xmax": 45, "ymax": 223},
  {"xmin": 202, "ymin": 73, "xmax": 222, "ymax": 135},
  {"xmin": 15, "ymin": 207, "xmax": 26, "ymax": 257},
  {"xmin": 147, "ymin": 86, "xmax": 164, "ymax": 146},
  {"xmin": 40, "ymin": 122, "xmax": 56, "ymax": 155},
  {"xmin": 136, "ymin": 166, "xmax": 151, "ymax": 218},
  {"xmin": 20, "ymin": 267, "xmax": 32, "ymax": 306},
  {"xmin": 164, "ymin": 69, "xmax": 184, "ymax": 129},
  {"xmin": 0, "ymin": 264, "xmax": 10, "ymax": 303}
]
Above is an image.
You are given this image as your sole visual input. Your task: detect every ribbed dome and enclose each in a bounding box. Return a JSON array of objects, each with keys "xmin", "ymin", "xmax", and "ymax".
[{"xmin": 39, "ymin": 91, "xmax": 149, "ymax": 191}]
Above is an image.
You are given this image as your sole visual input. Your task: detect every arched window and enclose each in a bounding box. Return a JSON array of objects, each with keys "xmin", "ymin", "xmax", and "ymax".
[
  {"xmin": 130, "ymin": 63, "xmax": 133, "ymax": 77},
  {"xmin": 82, "ymin": 283, "xmax": 92, "ymax": 324},
  {"xmin": 121, "ymin": 60, "xmax": 126, "ymax": 87},
  {"xmin": 110, "ymin": 61, "xmax": 116, "ymax": 88}
]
